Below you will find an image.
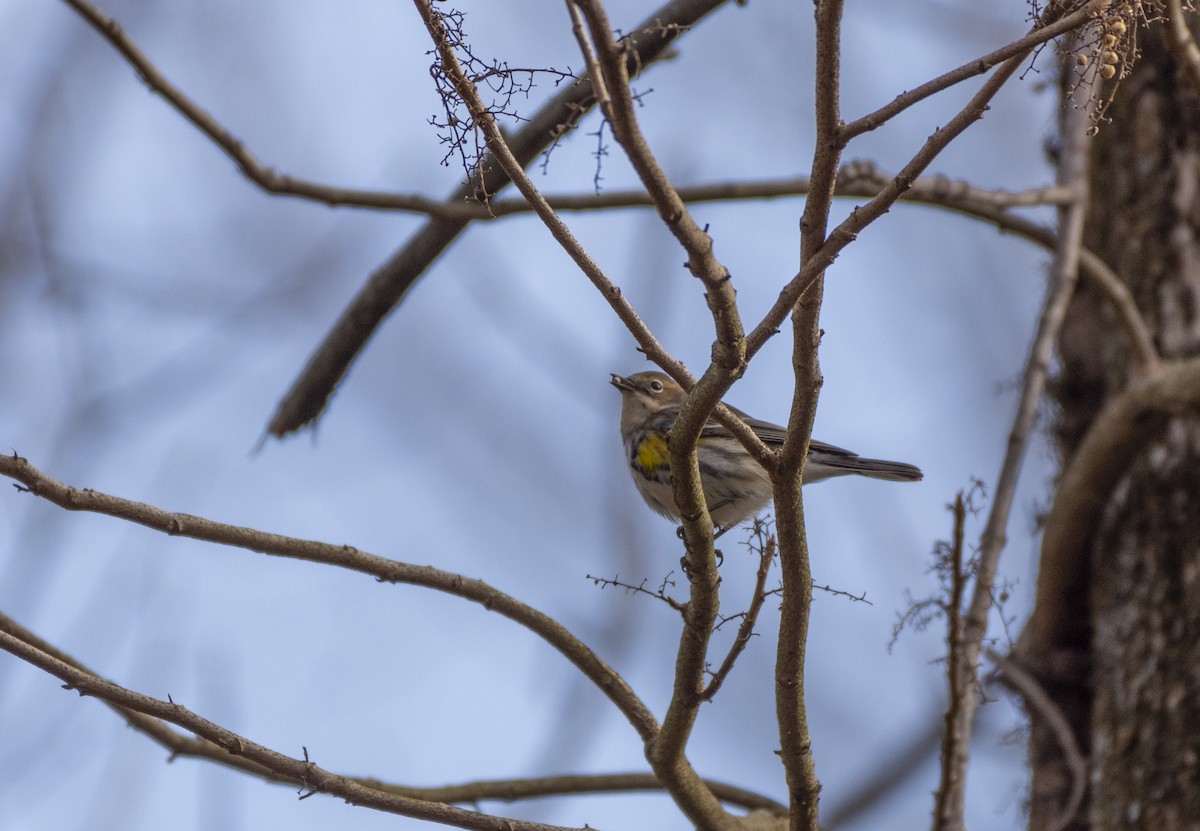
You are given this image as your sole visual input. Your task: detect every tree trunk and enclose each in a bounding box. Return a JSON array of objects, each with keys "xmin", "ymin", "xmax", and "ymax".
[{"xmin": 1028, "ymin": 14, "xmax": 1200, "ymax": 831}]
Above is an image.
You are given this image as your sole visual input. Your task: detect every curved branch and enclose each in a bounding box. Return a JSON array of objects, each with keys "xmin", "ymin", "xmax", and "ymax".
[
  {"xmin": 57, "ymin": 0, "xmax": 454, "ymax": 212},
  {"xmin": 1165, "ymin": 0, "xmax": 1200, "ymax": 97},
  {"xmin": 0, "ymin": 453, "xmax": 658, "ymax": 741},
  {"xmin": 1023, "ymin": 356, "xmax": 1200, "ymax": 658},
  {"xmin": 0, "ymin": 628, "xmax": 588, "ymax": 831},
  {"xmin": 0, "ymin": 607, "xmax": 783, "ymax": 816},
  {"xmin": 937, "ymin": 77, "xmax": 1095, "ymax": 829},
  {"xmin": 743, "ymin": 0, "xmax": 1105, "ymax": 363},
  {"xmin": 266, "ymin": 0, "xmax": 731, "ymax": 438},
  {"xmin": 0, "ymin": 607, "xmax": 788, "ymax": 815},
  {"xmin": 701, "ymin": 524, "xmax": 775, "ymax": 701},
  {"xmin": 843, "ymin": 0, "xmax": 1100, "ymax": 139},
  {"xmin": 987, "ymin": 649, "xmax": 1086, "ymax": 831}
]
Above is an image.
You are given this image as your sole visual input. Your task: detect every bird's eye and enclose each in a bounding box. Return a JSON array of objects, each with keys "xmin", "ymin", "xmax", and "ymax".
[{"xmin": 649, "ymin": 380, "xmax": 664, "ymax": 393}]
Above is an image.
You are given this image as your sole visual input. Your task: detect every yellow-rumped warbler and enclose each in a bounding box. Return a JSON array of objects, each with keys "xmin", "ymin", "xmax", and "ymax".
[{"xmin": 611, "ymin": 371, "xmax": 922, "ymax": 529}]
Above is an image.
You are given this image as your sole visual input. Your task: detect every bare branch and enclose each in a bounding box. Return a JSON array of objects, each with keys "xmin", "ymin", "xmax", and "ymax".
[
  {"xmin": 1022, "ymin": 354, "xmax": 1200, "ymax": 657},
  {"xmin": 843, "ymin": 0, "xmax": 1103, "ymax": 139},
  {"xmin": 381, "ymin": 773, "xmax": 787, "ymax": 814},
  {"xmin": 0, "ymin": 626, "xmax": 585, "ymax": 831},
  {"xmin": 56, "ymin": 0, "xmax": 460, "ymax": 213},
  {"xmin": 265, "ymin": 0, "xmax": 732, "ymax": 438},
  {"xmin": 0, "ymin": 610, "xmax": 785, "ymax": 814},
  {"xmin": 744, "ymin": 0, "xmax": 1106, "ymax": 365},
  {"xmin": 771, "ymin": 2, "xmax": 845, "ymax": 829},
  {"xmin": 566, "ymin": 8, "xmax": 756, "ymax": 701},
  {"xmin": 1165, "ymin": 0, "xmax": 1200, "ymax": 96},
  {"xmin": 408, "ymin": 6, "xmax": 735, "ymax": 828},
  {"xmin": 987, "ymin": 649, "xmax": 1086, "ymax": 831},
  {"xmin": 701, "ymin": 522, "xmax": 776, "ymax": 701},
  {"xmin": 932, "ymin": 493, "xmax": 969, "ymax": 831},
  {"xmin": 939, "ymin": 69, "xmax": 1097, "ymax": 827},
  {"xmin": 0, "ymin": 452, "xmax": 659, "ymax": 740},
  {"xmin": 587, "ymin": 573, "xmax": 687, "ymax": 613}
]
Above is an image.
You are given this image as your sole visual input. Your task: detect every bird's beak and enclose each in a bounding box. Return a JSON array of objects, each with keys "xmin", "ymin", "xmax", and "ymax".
[{"xmin": 610, "ymin": 373, "xmax": 635, "ymax": 392}]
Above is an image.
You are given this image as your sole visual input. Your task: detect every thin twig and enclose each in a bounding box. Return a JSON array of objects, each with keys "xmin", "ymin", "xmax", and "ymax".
[
  {"xmin": 0, "ymin": 627, "xmax": 582, "ymax": 831},
  {"xmin": 263, "ymin": 0, "xmax": 731, "ymax": 438},
  {"xmin": 587, "ymin": 573, "xmax": 687, "ymax": 613},
  {"xmin": 701, "ymin": 525, "xmax": 776, "ymax": 701},
  {"xmin": 408, "ymin": 6, "xmax": 732, "ymax": 829},
  {"xmin": 842, "ymin": 0, "xmax": 1101, "ymax": 139},
  {"xmin": 773, "ymin": 1, "xmax": 847, "ymax": 828},
  {"xmin": 986, "ymin": 649, "xmax": 1086, "ymax": 831},
  {"xmin": 565, "ymin": 1, "xmax": 611, "ymax": 118},
  {"xmin": 0, "ymin": 610, "xmax": 785, "ymax": 814},
  {"xmin": 0, "ymin": 452, "xmax": 658, "ymax": 741},
  {"xmin": 743, "ymin": 1, "xmax": 1105, "ymax": 365},
  {"xmin": 940, "ymin": 68, "xmax": 1097, "ymax": 829},
  {"xmin": 932, "ymin": 493, "xmax": 968, "ymax": 831}
]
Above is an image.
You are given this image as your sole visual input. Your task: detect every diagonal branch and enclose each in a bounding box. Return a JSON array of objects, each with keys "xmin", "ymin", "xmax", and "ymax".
[
  {"xmin": 1165, "ymin": 0, "xmax": 1200, "ymax": 96},
  {"xmin": 265, "ymin": 0, "xmax": 732, "ymax": 438},
  {"xmin": 0, "ymin": 627, "xmax": 586, "ymax": 831},
  {"xmin": 772, "ymin": 1, "xmax": 846, "ymax": 829},
  {"xmin": 700, "ymin": 524, "xmax": 775, "ymax": 701},
  {"xmin": 1021, "ymin": 354, "xmax": 1200, "ymax": 658},
  {"xmin": 843, "ymin": 0, "xmax": 1100, "ymax": 139},
  {"xmin": 987, "ymin": 649, "xmax": 1086, "ymax": 831},
  {"xmin": 56, "ymin": 0, "xmax": 452, "ymax": 213},
  {"xmin": 567, "ymin": 8, "xmax": 747, "ymax": 816},
  {"xmin": 743, "ymin": 0, "xmax": 1104, "ymax": 364},
  {"xmin": 0, "ymin": 452, "xmax": 658, "ymax": 741},
  {"xmin": 939, "ymin": 68, "xmax": 1096, "ymax": 830},
  {"xmin": 0, "ymin": 609, "xmax": 787, "ymax": 815},
  {"xmin": 408, "ymin": 6, "xmax": 736, "ymax": 828}
]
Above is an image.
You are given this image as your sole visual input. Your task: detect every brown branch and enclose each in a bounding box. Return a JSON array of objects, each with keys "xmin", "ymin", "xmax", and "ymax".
[
  {"xmin": 701, "ymin": 524, "xmax": 775, "ymax": 701},
  {"xmin": 264, "ymin": 0, "xmax": 731, "ymax": 438},
  {"xmin": 0, "ymin": 452, "xmax": 658, "ymax": 741},
  {"xmin": 842, "ymin": 0, "xmax": 1101, "ymax": 139},
  {"xmin": 743, "ymin": 0, "xmax": 1105, "ymax": 365},
  {"xmin": 1165, "ymin": 0, "xmax": 1200, "ymax": 96},
  {"xmin": 563, "ymin": 9, "xmax": 770, "ymax": 826},
  {"xmin": 0, "ymin": 610, "xmax": 784, "ymax": 815},
  {"xmin": 838, "ymin": 161, "xmax": 1158, "ymax": 373},
  {"xmin": 940, "ymin": 73, "xmax": 1096, "ymax": 828},
  {"xmin": 770, "ymin": 2, "xmax": 846, "ymax": 830},
  {"xmin": 475, "ymin": 173, "xmax": 1077, "ymax": 216},
  {"xmin": 932, "ymin": 493, "xmax": 969, "ymax": 831},
  {"xmin": 379, "ymin": 773, "xmax": 787, "ymax": 813},
  {"xmin": 571, "ymin": 0, "xmax": 743, "ymax": 356},
  {"xmin": 286, "ymin": 160, "xmax": 1151, "ymax": 373},
  {"xmin": 411, "ymin": 0, "xmax": 678, "ymax": 383},
  {"xmin": 2, "ymin": 602, "xmax": 785, "ymax": 815},
  {"xmin": 566, "ymin": 4, "xmax": 755, "ymax": 684},
  {"xmin": 411, "ymin": 6, "xmax": 735, "ymax": 830},
  {"xmin": 56, "ymin": 0, "xmax": 459, "ymax": 213},
  {"xmin": 986, "ymin": 649, "xmax": 1086, "ymax": 831},
  {"xmin": 0, "ymin": 627, "xmax": 584, "ymax": 831},
  {"xmin": 1021, "ymin": 354, "xmax": 1200, "ymax": 657}
]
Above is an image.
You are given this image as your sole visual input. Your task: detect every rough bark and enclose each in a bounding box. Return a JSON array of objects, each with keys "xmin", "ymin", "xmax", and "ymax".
[{"xmin": 1031, "ymin": 15, "xmax": 1200, "ymax": 831}]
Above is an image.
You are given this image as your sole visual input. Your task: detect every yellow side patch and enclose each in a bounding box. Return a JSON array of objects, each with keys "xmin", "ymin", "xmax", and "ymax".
[{"xmin": 636, "ymin": 433, "xmax": 670, "ymax": 472}]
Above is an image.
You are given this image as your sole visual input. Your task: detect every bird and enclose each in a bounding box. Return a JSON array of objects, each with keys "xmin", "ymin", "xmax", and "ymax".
[{"xmin": 611, "ymin": 371, "xmax": 922, "ymax": 529}]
